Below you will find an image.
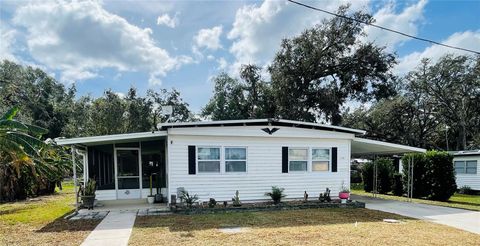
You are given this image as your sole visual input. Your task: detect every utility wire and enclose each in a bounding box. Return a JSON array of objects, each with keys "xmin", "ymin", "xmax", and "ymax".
[{"xmin": 287, "ymin": 0, "xmax": 480, "ymax": 55}]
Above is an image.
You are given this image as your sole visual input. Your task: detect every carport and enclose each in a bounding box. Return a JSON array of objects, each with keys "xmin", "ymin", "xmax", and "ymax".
[{"xmin": 351, "ymin": 137, "xmax": 426, "ymax": 200}]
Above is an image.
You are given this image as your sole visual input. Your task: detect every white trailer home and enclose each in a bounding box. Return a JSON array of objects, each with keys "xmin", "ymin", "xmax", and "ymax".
[
  {"xmin": 56, "ymin": 119, "xmax": 425, "ymax": 204},
  {"xmin": 452, "ymin": 150, "xmax": 480, "ymax": 190}
]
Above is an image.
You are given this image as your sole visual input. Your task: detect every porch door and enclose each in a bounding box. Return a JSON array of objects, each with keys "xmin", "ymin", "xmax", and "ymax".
[{"xmin": 115, "ymin": 148, "xmax": 142, "ymax": 199}]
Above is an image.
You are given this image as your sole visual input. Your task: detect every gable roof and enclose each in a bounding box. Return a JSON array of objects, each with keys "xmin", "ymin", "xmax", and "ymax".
[{"xmin": 159, "ymin": 118, "xmax": 366, "ymax": 135}]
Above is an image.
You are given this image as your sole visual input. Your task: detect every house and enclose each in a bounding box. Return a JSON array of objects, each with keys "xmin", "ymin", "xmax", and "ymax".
[
  {"xmin": 451, "ymin": 150, "xmax": 480, "ymax": 190},
  {"xmin": 55, "ymin": 118, "xmax": 425, "ymax": 204}
]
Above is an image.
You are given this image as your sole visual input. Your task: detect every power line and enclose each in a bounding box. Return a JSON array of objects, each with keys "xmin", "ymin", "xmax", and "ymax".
[{"xmin": 287, "ymin": 0, "xmax": 480, "ymax": 55}]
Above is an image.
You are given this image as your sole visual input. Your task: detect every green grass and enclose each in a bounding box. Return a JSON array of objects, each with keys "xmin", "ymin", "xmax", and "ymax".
[
  {"xmin": 0, "ymin": 181, "xmax": 99, "ymax": 246},
  {"xmin": 0, "ymin": 181, "xmax": 75, "ymax": 225},
  {"xmin": 351, "ymin": 185, "xmax": 480, "ymax": 211}
]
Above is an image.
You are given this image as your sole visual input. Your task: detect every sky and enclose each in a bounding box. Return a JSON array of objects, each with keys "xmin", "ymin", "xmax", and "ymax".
[{"xmin": 1, "ymin": 0, "xmax": 479, "ymax": 113}]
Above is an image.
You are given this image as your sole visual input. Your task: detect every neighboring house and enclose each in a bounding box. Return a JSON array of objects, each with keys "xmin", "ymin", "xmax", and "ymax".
[
  {"xmin": 56, "ymin": 119, "xmax": 425, "ymax": 203},
  {"xmin": 452, "ymin": 150, "xmax": 480, "ymax": 190}
]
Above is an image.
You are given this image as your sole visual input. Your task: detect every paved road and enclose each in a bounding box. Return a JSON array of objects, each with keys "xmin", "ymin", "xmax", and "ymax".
[{"xmin": 352, "ymin": 194, "xmax": 480, "ymax": 234}]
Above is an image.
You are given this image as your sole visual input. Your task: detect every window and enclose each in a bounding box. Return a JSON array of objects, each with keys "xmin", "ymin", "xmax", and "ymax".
[
  {"xmin": 455, "ymin": 160, "xmax": 478, "ymax": 174},
  {"xmin": 289, "ymin": 148, "xmax": 308, "ymax": 171},
  {"xmin": 312, "ymin": 148, "xmax": 330, "ymax": 171},
  {"xmin": 225, "ymin": 147, "xmax": 247, "ymax": 172},
  {"xmin": 466, "ymin": 160, "xmax": 477, "ymax": 174},
  {"xmin": 197, "ymin": 147, "xmax": 220, "ymax": 173},
  {"xmin": 454, "ymin": 161, "xmax": 465, "ymax": 174}
]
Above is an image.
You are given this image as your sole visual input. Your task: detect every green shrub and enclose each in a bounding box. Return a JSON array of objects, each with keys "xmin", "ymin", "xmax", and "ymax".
[
  {"xmin": 402, "ymin": 151, "xmax": 456, "ymax": 201},
  {"xmin": 402, "ymin": 153, "xmax": 429, "ymax": 198},
  {"xmin": 458, "ymin": 186, "xmax": 474, "ymax": 195},
  {"xmin": 427, "ymin": 151, "xmax": 456, "ymax": 201},
  {"xmin": 180, "ymin": 190, "xmax": 198, "ymax": 208},
  {"xmin": 361, "ymin": 162, "xmax": 374, "ymax": 192},
  {"xmin": 265, "ymin": 186, "xmax": 286, "ymax": 204},
  {"xmin": 232, "ymin": 190, "xmax": 241, "ymax": 207},
  {"xmin": 361, "ymin": 158, "xmax": 394, "ymax": 194},
  {"xmin": 208, "ymin": 198, "xmax": 217, "ymax": 208},
  {"xmin": 392, "ymin": 173, "xmax": 403, "ymax": 196}
]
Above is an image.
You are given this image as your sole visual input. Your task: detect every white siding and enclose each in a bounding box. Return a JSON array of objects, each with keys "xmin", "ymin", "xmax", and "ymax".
[
  {"xmin": 95, "ymin": 190, "xmax": 116, "ymax": 200},
  {"xmin": 454, "ymin": 156, "xmax": 480, "ymax": 190},
  {"xmin": 168, "ymin": 131, "xmax": 351, "ymax": 203}
]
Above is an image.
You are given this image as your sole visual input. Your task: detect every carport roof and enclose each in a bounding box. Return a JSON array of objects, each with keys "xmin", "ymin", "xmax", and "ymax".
[
  {"xmin": 352, "ymin": 137, "xmax": 426, "ymax": 156},
  {"xmin": 55, "ymin": 131, "xmax": 167, "ymax": 146}
]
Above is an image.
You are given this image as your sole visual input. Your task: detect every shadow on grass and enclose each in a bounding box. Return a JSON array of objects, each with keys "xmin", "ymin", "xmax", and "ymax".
[
  {"xmin": 134, "ymin": 208, "xmax": 410, "ymax": 233},
  {"xmin": 37, "ymin": 210, "xmax": 100, "ymax": 233}
]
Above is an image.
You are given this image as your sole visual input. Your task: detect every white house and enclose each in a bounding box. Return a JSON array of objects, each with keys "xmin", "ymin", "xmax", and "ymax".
[
  {"xmin": 452, "ymin": 150, "xmax": 480, "ymax": 190},
  {"xmin": 56, "ymin": 118, "xmax": 425, "ymax": 204}
]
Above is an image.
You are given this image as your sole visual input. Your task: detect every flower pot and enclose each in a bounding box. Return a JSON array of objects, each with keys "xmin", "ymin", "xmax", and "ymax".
[
  {"xmin": 147, "ymin": 196, "xmax": 155, "ymax": 204},
  {"xmin": 339, "ymin": 192, "xmax": 350, "ymax": 200},
  {"xmin": 81, "ymin": 195, "xmax": 95, "ymax": 210}
]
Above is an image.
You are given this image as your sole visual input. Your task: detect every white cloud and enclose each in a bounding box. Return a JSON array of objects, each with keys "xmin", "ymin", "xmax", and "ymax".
[
  {"xmin": 13, "ymin": 1, "xmax": 191, "ymax": 83},
  {"xmin": 217, "ymin": 57, "xmax": 228, "ymax": 70},
  {"xmin": 396, "ymin": 30, "xmax": 480, "ymax": 74},
  {"xmin": 0, "ymin": 22, "xmax": 17, "ymax": 62},
  {"xmin": 194, "ymin": 25, "xmax": 223, "ymax": 50},
  {"xmin": 364, "ymin": 0, "xmax": 427, "ymax": 49},
  {"xmin": 227, "ymin": 0, "xmax": 370, "ymax": 74},
  {"xmin": 156, "ymin": 13, "xmax": 178, "ymax": 28}
]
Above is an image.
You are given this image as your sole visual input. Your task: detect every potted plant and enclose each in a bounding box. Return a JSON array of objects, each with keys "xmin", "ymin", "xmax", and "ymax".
[
  {"xmin": 339, "ymin": 182, "xmax": 350, "ymax": 200},
  {"xmin": 147, "ymin": 174, "xmax": 155, "ymax": 204},
  {"xmin": 80, "ymin": 179, "xmax": 96, "ymax": 210}
]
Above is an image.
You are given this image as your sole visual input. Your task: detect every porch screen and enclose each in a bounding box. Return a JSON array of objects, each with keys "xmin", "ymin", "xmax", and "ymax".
[
  {"xmin": 88, "ymin": 144, "xmax": 115, "ymax": 190},
  {"xmin": 141, "ymin": 140, "xmax": 166, "ymax": 190}
]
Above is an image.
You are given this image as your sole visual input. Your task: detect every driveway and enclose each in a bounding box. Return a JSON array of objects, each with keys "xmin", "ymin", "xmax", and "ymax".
[{"xmin": 352, "ymin": 195, "xmax": 480, "ymax": 234}]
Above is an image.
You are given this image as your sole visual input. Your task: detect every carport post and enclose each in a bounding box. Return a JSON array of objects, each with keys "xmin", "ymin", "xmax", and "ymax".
[
  {"xmin": 72, "ymin": 146, "xmax": 78, "ymax": 212},
  {"xmin": 372, "ymin": 154, "xmax": 377, "ymax": 198}
]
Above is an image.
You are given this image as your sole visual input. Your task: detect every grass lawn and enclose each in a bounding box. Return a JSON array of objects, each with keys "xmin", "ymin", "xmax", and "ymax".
[
  {"xmin": 130, "ymin": 208, "xmax": 480, "ymax": 245},
  {"xmin": 351, "ymin": 185, "xmax": 480, "ymax": 211},
  {"xmin": 0, "ymin": 181, "xmax": 99, "ymax": 246}
]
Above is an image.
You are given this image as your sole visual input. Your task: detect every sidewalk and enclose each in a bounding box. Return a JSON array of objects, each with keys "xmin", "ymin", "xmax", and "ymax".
[{"xmin": 81, "ymin": 211, "xmax": 137, "ymax": 246}]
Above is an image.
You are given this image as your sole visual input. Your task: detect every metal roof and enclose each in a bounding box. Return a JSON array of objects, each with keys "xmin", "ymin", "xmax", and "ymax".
[
  {"xmin": 351, "ymin": 138, "xmax": 426, "ymax": 156},
  {"xmin": 160, "ymin": 118, "xmax": 366, "ymax": 134},
  {"xmin": 450, "ymin": 150, "xmax": 480, "ymax": 157},
  {"xmin": 55, "ymin": 131, "xmax": 167, "ymax": 146}
]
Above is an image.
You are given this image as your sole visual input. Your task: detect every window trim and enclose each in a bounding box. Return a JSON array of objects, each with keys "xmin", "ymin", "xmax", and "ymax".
[
  {"xmin": 311, "ymin": 147, "xmax": 331, "ymax": 172},
  {"xmin": 196, "ymin": 146, "xmax": 221, "ymax": 174},
  {"xmin": 288, "ymin": 147, "xmax": 309, "ymax": 173},
  {"xmin": 454, "ymin": 160, "xmax": 478, "ymax": 175},
  {"xmin": 224, "ymin": 146, "xmax": 248, "ymax": 174}
]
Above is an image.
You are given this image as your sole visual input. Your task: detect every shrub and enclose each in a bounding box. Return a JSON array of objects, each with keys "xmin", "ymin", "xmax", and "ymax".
[
  {"xmin": 427, "ymin": 151, "xmax": 456, "ymax": 201},
  {"xmin": 208, "ymin": 198, "xmax": 217, "ymax": 208},
  {"xmin": 180, "ymin": 190, "xmax": 198, "ymax": 208},
  {"xmin": 265, "ymin": 186, "xmax": 286, "ymax": 204},
  {"xmin": 402, "ymin": 151, "xmax": 456, "ymax": 201},
  {"xmin": 361, "ymin": 158, "xmax": 394, "ymax": 194},
  {"xmin": 392, "ymin": 173, "xmax": 403, "ymax": 196},
  {"xmin": 458, "ymin": 186, "xmax": 474, "ymax": 195},
  {"xmin": 361, "ymin": 162, "xmax": 374, "ymax": 192},
  {"xmin": 402, "ymin": 153, "xmax": 429, "ymax": 198},
  {"xmin": 232, "ymin": 190, "xmax": 241, "ymax": 207}
]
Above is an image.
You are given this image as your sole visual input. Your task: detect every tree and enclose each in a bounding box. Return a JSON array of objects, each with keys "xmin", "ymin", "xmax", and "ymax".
[
  {"xmin": 147, "ymin": 88, "xmax": 196, "ymax": 128},
  {"xmin": 202, "ymin": 66, "xmax": 276, "ymax": 120},
  {"xmin": 0, "ymin": 107, "xmax": 70, "ymax": 201},
  {"xmin": 269, "ymin": 5, "xmax": 396, "ymax": 124}
]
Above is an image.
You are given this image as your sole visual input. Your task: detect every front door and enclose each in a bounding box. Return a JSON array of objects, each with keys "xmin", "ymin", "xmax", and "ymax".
[{"xmin": 115, "ymin": 148, "xmax": 142, "ymax": 199}]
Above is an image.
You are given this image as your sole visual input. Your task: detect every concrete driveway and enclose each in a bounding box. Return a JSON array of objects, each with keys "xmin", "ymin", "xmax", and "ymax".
[{"xmin": 352, "ymin": 195, "xmax": 480, "ymax": 234}]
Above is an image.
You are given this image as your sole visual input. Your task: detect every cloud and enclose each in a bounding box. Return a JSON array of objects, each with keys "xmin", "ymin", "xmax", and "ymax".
[
  {"xmin": 227, "ymin": 0, "xmax": 370, "ymax": 74},
  {"xmin": 13, "ymin": 1, "xmax": 192, "ymax": 83},
  {"xmin": 396, "ymin": 30, "xmax": 480, "ymax": 74},
  {"xmin": 217, "ymin": 57, "xmax": 228, "ymax": 70},
  {"xmin": 194, "ymin": 25, "xmax": 223, "ymax": 50},
  {"xmin": 364, "ymin": 0, "xmax": 427, "ymax": 49},
  {"xmin": 156, "ymin": 13, "xmax": 178, "ymax": 28},
  {"xmin": 0, "ymin": 22, "xmax": 17, "ymax": 62}
]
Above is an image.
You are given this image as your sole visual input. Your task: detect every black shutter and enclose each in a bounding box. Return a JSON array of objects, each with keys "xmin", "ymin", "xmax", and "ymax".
[
  {"xmin": 331, "ymin": 147, "xmax": 337, "ymax": 172},
  {"xmin": 188, "ymin": 145, "xmax": 196, "ymax": 175},
  {"xmin": 282, "ymin": 147, "xmax": 288, "ymax": 173}
]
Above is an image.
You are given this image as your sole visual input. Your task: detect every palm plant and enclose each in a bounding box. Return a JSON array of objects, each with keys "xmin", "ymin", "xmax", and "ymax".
[{"xmin": 0, "ymin": 107, "xmax": 69, "ymax": 201}]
